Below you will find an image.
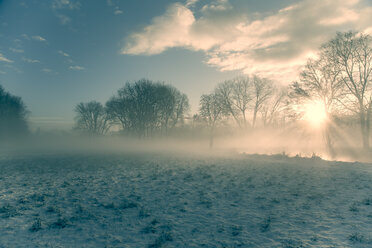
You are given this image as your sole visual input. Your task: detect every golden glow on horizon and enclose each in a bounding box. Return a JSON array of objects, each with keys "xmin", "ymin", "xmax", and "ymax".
[{"xmin": 303, "ymin": 100, "xmax": 328, "ymax": 129}]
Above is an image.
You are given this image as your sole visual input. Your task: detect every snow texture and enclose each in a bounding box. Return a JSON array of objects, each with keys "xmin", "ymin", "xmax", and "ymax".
[{"xmin": 0, "ymin": 153, "xmax": 371, "ymax": 247}]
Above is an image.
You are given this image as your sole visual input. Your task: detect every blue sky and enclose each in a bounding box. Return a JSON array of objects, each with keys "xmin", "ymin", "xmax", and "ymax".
[{"xmin": 0, "ymin": 0, "xmax": 371, "ymax": 130}]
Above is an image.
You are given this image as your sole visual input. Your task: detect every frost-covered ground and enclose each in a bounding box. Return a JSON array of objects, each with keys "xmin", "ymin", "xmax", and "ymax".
[{"xmin": 0, "ymin": 153, "xmax": 372, "ymax": 247}]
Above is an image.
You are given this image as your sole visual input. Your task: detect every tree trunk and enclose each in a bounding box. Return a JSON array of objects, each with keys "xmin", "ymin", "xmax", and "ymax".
[
  {"xmin": 252, "ymin": 107, "xmax": 258, "ymax": 128},
  {"xmin": 209, "ymin": 127, "xmax": 214, "ymax": 149},
  {"xmin": 365, "ymin": 101, "xmax": 372, "ymax": 150},
  {"xmin": 360, "ymin": 110, "xmax": 369, "ymax": 150},
  {"xmin": 324, "ymin": 124, "xmax": 335, "ymax": 158},
  {"xmin": 242, "ymin": 111, "xmax": 247, "ymax": 129}
]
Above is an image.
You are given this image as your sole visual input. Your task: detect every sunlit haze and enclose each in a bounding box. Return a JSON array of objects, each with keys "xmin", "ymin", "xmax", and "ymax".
[
  {"xmin": 1, "ymin": 1, "xmax": 372, "ymax": 247},
  {"xmin": 303, "ymin": 100, "xmax": 328, "ymax": 129},
  {"xmin": 1, "ymin": 0, "xmax": 372, "ymax": 130}
]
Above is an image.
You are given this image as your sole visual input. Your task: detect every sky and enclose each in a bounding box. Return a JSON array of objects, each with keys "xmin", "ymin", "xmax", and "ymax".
[{"xmin": 0, "ymin": 0, "xmax": 371, "ymax": 130}]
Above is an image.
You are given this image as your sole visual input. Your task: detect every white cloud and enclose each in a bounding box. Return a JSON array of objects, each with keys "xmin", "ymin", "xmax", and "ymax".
[
  {"xmin": 185, "ymin": 0, "xmax": 199, "ymax": 7},
  {"xmin": 22, "ymin": 57, "xmax": 40, "ymax": 63},
  {"xmin": 0, "ymin": 70, "xmax": 6, "ymax": 74},
  {"xmin": 58, "ymin": 50, "xmax": 70, "ymax": 57},
  {"xmin": 69, "ymin": 65, "xmax": 84, "ymax": 71},
  {"xmin": 51, "ymin": 1, "xmax": 78, "ymax": 25},
  {"xmin": 0, "ymin": 53, "xmax": 13, "ymax": 63},
  {"xmin": 107, "ymin": 0, "xmax": 123, "ymax": 15},
  {"xmin": 52, "ymin": 0, "xmax": 80, "ymax": 10},
  {"xmin": 32, "ymin": 35, "xmax": 47, "ymax": 42},
  {"xmin": 122, "ymin": 0, "xmax": 372, "ymax": 83},
  {"xmin": 201, "ymin": 0, "xmax": 232, "ymax": 12},
  {"xmin": 122, "ymin": 4, "xmax": 195, "ymax": 55},
  {"xmin": 9, "ymin": 48, "xmax": 24, "ymax": 53},
  {"xmin": 114, "ymin": 9, "xmax": 123, "ymax": 15}
]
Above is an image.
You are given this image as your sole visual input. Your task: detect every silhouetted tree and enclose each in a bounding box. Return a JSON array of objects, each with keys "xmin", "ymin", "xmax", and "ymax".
[
  {"xmin": 293, "ymin": 54, "xmax": 344, "ymax": 155},
  {"xmin": 215, "ymin": 81, "xmax": 242, "ymax": 128},
  {"xmin": 322, "ymin": 31, "xmax": 372, "ymax": 149},
  {"xmin": 215, "ymin": 77, "xmax": 254, "ymax": 128},
  {"xmin": 260, "ymin": 85, "xmax": 288, "ymax": 127},
  {"xmin": 74, "ymin": 101, "xmax": 110, "ymax": 135},
  {"xmin": 251, "ymin": 76, "xmax": 274, "ymax": 128},
  {"xmin": 106, "ymin": 79, "xmax": 189, "ymax": 137},
  {"xmin": 199, "ymin": 93, "xmax": 224, "ymax": 148},
  {"xmin": 169, "ymin": 89, "xmax": 190, "ymax": 130},
  {"xmin": 0, "ymin": 85, "xmax": 29, "ymax": 138}
]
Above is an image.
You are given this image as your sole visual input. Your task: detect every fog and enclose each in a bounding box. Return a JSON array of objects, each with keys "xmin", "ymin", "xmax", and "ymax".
[{"xmin": 1, "ymin": 122, "xmax": 370, "ymax": 163}]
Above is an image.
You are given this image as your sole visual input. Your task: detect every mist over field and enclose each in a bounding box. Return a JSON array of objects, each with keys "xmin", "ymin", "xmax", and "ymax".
[
  {"xmin": 0, "ymin": 127, "xmax": 368, "ymax": 162},
  {"xmin": 1, "ymin": 0, "xmax": 372, "ymax": 247}
]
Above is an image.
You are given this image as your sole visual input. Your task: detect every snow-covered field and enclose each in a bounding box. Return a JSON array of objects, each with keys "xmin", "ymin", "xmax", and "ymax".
[{"xmin": 0, "ymin": 153, "xmax": 371, "ymax": 247}]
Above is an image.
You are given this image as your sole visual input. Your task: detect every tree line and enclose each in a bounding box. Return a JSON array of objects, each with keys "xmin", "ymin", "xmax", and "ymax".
[
  {"xmin": 72, "ymin": 31, "xmax": 372, "ymax": 150},
  {"xmin": 1, "ymin": 31, "xmax": 371, "ymax": 153},
  {"xmin": 293, "ymin": 31, "xmax": 372, "ymax": 152},
  {"xmin": 0, "ymin": 85, "xmax": 28, "ymax": 139},
  {"xmin": 74, "ymin": 79, "xmax": 189, "ymax": 137},
  {"xmin": 197, "ymin": 31, "xmax": 372, "ymax": 150}
]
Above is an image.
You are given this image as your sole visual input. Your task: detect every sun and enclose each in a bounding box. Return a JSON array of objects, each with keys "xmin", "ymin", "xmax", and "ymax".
[{"xmin": 303, "ymin": 100, "xmax": 328, "ymax": 128}]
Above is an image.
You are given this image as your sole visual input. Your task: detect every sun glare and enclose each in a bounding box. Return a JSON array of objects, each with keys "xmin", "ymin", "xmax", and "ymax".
[{"xmin": 303, "ymin": 100, "xmax": 328, "ymax": 128}]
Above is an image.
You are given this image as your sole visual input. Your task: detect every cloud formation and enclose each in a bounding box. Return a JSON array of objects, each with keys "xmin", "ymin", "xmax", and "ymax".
[
  {"xmin": 9, "ymin": 48, "xmax": 24, "ymax": 53},
  {"xmin": 51, "ymin": 0, "xmax": 79, "ymax": 26},
  {"xmin": 69, "ymin": 65, "xmax": 84, "ymax": 71},
  {"xmin": 58, "ymin": 50, "xmax": 70, "ymax": 57},
  {"xmin": 22, "ymin": 57, "xmax": 40, "ymax": 63},
  {"xmin": 0, "ymin": 53, "xmax": 13, "ymax": 63},
  {"xmin": 52, "ymin": 0, "xmax": 80, "ymax": 10},
  {"xmin": 122, "ymin": 0, "xmax": 372, "ymax": 83},
  {"xmin": 32, "ymin": 35, "xmax": 47, "ymax": 42},
  {"xmin": 114, "ymin": 9, "xmax": 123, "ymax": 15}
]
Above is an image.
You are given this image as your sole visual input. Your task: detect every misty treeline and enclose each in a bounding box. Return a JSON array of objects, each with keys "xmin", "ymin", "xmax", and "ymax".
[
  {"xmin": 74, "ymin": 79, "xmax": 189, "ymax": 137},
  {"xmin": 2, "ymin": 31, "xmax": 372, "ymax": 153},
  {"xmin": 198, "ymin": 31, "xmax": 372, "ymax": 151},
  {"xmin": 292, "ymin": 31, "xmax": 372, "ymax": 152},
  {"xmin": 72, "ymin": 31, "xmax": 372, "ymax": 152},
  {"xmin": 197, "ymin": 76, "xmax": 288, "ymax": 148},
  {"xmin": 0, "ymin": 85, "xmax": 28, "ymax": 139}
]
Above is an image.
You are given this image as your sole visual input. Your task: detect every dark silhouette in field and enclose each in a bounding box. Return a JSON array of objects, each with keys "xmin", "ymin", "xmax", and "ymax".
[
  {"xmin": 74, "ymin": 101, "xmax": 111, "ymax": 135},
  {"xmin": 104, "ymin": 79, "xmax": 189, "ymax": 137},
  {"xmin": 0, "ymin": 85, "xmax": 29, "ymax": 139}
]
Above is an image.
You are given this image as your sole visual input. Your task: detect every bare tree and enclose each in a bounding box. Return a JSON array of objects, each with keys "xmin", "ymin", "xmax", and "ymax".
[
  {"xmin": 251, "ymin": 76, "xmax": 274, "ymax": 128},
  {"xmin": 230, "ymin": 77, "xmax": 253, "ymax": 128},
  {"xmin": 215, "ymin": 81, "xmax": 241, "ymax": 127},
  {"xmin": 105, "ymin": 79, "xmax": 189, "ymax": 137},
  {"xmin": 0, "ymin": 85, "xmax": 29, "ymax": 139},
  {"xmin": 215, "ymin": 77, "xmax": 253, "ymax": 128},
  {"xmin": 74, "ymin": 101, "xmax": 110, "ymax": 135},
  {"xmin": 293, "ymin": 55, "xmax": 344, "ymax": 155},
  {"xmin": 260, "ymin": 85, "xmax": 288, "ymax": 127},
  {"xmin": 170, "ymin": 90, "xmax": 190, "ymax": 129},
  {"xmin": 322, "ymin": 31, "xmax": 372, "ymax": 149},
  {"xmin": 105, "ymin": 94, "xmax": 132, "ymax": 133},
  {"xmin": 199, "ymin": 93, "xmax": 224, "ymax": 148}
]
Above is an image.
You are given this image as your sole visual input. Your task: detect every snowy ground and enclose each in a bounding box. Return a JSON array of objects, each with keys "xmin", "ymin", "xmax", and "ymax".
[{"xmin": 0, "ymin": 153, "xmax": 372, "ymax": 247}]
